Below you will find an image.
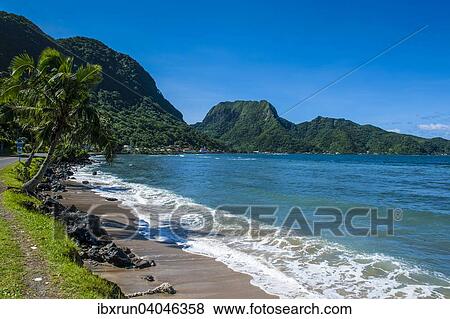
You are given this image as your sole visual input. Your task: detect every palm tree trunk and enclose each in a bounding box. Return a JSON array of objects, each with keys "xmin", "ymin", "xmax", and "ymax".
[
  {"xmin": 22, "ymin": 138, "xmax": 58, "ymax": 194},
  {"xmin": 24, "ymin": 140, "xmax": 44, "ymax": 168}
]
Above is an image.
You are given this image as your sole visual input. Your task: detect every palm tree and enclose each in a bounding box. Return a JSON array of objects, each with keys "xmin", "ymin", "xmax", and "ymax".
[{"xmin": 1, "ymin": 48, "xmax": 111, "ymax": 193}]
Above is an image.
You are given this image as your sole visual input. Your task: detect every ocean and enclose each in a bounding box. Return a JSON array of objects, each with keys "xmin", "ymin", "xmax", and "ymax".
[{"xmin": 75, "ymin": 153, "xmax": 450, "ymax": 298}]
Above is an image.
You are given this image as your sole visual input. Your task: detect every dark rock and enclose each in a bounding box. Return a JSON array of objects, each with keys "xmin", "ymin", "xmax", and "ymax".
[
  {"xmin": 99, "ymin": 243, "xmax": 133, "ymax": 268},
  {"xmin": 67, "ymin": 222, "xmax": 99, "ymax": 246},
  {"xmin": 51, "ymin": 181, "xmax": 65, "ymax": 192},
  {"xmin": 134, "ymin": 259, "xmax": 151, "ymax": 269},
  {"xmin": 42, "ymin": 197, "xmax": 65, "ymax": 215},
  {"xmin": 85, "ymin": 246, "xmax": 105, "ymax": 262},
  {"xmin": 37, "ymin": 183, "xmax": 51, "ymax": 191},
  {"xmin": 22, "ymin": 201, "xmax": 37, "ymax": 210},
  {"xmin": 98, "ymin": 234, "xmax": 113, "ymax": 242},
  {"xmin": 44, "ymin": 197, "xmax": 59, "ymax": 206},
  {"xmin": 79, "ymin": 250, "xmax": 88, "ymax": 259},
  {"xmin": 92, "ymin": 171, "xmax": 98, "ymax": 176},
  {"xmin": 60, "ymin": 207, "xmax": 107, "ymax": 245},
  {"xmin": 134, "ymin": 259, "xmax": 156, "ymax": 269},
  {"xmin": 44, "ymin": 168, "xmax": 54, "ymax": 177},
  {"xmin": 143, "ymin": 275, "xmax": 155, "ymax": 282},
  {"xmin": 105, "ymin": 197, "xmax": 118, "ymax": 202},
  {"xmin": 82, "ymin": 180, "xmax": 89, "ymax": 185}
]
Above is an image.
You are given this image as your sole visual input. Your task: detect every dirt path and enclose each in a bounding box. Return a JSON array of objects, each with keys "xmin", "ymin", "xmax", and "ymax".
[{"xmin": 0, "ymin": 184, "xmax": 61, "ymax": 298}]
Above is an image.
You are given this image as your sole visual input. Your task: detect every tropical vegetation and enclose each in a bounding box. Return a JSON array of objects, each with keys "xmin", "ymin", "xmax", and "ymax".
[
  {"xmin": 0, "ymin": 11, "xmax": 223, "ymax": 151},
  {"xmin": 0, "ymin": 48, "xmax": 113, "ymax": 193},
  {"xmin": 193, "ymin": 100, "xmax": 450, "ymax": 154}
]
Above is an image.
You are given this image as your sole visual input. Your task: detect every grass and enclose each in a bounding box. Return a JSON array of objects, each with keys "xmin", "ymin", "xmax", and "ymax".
[
  {"xmin": 0, "ymin": 162, "xmax": 23, "ymax": 188},
  {"xmin": 0, "ymin": 158, "xmax": 43, "ymax": 188},
  {"xmin": 0, "ymin": 162, "xmax": 123, "ymax": 298},
  {"xmin": 0, "ymin": 214, "xmax": 25, "ymax": 298}
]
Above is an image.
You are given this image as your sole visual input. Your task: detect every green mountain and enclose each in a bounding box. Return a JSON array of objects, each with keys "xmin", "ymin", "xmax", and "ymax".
[
  {"xmin": 194, "ymin": 100, "xmax": 450, "ymax": 154},
  {"xmin": 58, "ymin": 37, "xmax": 183, "ymax": 120},
  {"xmin": 193, "ymin": 100, "xmax": 301, "ymax": 152},
  {"xmin": 0, "ymin": 11, "xmax": 221, "ymax": 151},
  {"xmin": 0, "ymin": 11, "xmax": 55, "ymax": 72}
]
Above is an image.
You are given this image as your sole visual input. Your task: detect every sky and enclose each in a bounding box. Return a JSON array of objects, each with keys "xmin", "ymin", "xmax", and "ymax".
[{"xmin": 1, "ymin": 0, "xmax": 450, "ymax": 138}]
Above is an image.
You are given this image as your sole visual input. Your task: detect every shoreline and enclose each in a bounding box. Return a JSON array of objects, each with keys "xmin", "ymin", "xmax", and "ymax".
[{"xmin": 60, "ymin": 180, "xmax": 276, "ymax": 299}]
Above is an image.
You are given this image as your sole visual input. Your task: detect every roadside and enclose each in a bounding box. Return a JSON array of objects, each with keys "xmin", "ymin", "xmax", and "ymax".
[
  {"xmin": 0, "ymin": 157, "xmax": 17, "ymax": 168},
  {"xmin": 0, "ymin": 161, "xmax": 123, "ymax": 298},
  {"xmin": 0, "ymin": 186, "xmax": 60, "ymax": 298}
]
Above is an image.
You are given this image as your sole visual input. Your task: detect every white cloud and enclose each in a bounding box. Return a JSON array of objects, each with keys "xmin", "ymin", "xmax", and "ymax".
[
  {"xmin": 387, "ymin": 128, "xmax": 401, "ymax": 133},
  {"xmin": 417, "ymin": 123, "xmax": 450, "ymax": 131}
]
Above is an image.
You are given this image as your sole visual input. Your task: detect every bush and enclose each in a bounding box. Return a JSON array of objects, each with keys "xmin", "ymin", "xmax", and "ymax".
[{"xmin": 14, "ymin": 158, "xmax": 43, "ymax": 183}]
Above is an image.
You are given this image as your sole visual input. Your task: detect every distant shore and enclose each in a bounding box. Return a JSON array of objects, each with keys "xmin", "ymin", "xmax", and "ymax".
[{"xmin": 60, "ymin": 180, "xmax": 275, "ymax": 299}]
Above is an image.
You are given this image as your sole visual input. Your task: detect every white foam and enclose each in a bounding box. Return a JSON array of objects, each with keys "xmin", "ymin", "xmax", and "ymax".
[{"xmin": 74, "ymin": 160, "xmax": 450, "ymax": 299}]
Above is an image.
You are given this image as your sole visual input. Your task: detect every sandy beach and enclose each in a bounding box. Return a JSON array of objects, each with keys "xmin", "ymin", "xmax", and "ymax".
[{"xmin": 60, "ymin": 181, "xmax": 275, "ymax": 299}]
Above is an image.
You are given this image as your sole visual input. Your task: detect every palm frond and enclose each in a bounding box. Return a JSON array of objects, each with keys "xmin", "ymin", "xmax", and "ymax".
[
  {"xmin": 37, "ymin": 47, "xmax": 64, "ymax": 73},
  {"xmin": 76, "ymin": 64, "xmax": 102, "ymax": 85},
  {"xmin": 10, "ymin": 54, "xmax": 35, "ymax": 78}
]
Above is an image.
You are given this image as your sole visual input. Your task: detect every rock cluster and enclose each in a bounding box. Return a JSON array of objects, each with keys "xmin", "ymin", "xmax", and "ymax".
[{"xmin": 37, "ymin": 164, "xmax": 155, "ymax": 269}]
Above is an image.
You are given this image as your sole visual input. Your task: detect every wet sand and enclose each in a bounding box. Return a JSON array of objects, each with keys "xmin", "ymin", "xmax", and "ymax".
[{"xmin": 60, "ymin": 181, "xmax": 275, "ymax": 299}]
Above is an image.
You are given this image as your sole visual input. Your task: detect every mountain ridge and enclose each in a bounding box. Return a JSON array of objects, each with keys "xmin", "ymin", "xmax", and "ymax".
[
  {"xmin": 194, "ymin": 100, "xmax": 450, "ymax": 154},
  {"xmin": 2, "ymin": 11, "xmax": 448, "ymax": 155},
  {"xmin": 0, "ymin": 10, "xmax": 222, "ymax": 150}
]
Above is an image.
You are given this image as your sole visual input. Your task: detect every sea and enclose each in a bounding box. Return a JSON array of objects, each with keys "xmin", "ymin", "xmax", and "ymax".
[{"xmin": 75, "ymin": 153, "xmax": 450, "ymax": 298}]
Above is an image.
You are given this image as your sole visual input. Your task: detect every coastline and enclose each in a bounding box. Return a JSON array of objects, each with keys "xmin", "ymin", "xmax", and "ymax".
[{"xmin": 60, "ymin": 180, "xmax": 276, "ymax": 299}]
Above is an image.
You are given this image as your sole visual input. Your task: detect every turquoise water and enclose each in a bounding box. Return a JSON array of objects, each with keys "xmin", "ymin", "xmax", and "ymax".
[{"xmin": 77, "ymin": 154, "xmax": 450, "ymax": 298}]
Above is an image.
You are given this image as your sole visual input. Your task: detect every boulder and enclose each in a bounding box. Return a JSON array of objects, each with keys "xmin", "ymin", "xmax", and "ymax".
[
  {"xmin": 134, "ymin": 259, "xmax": 156, "ymax": 269},
  {"xmin": 51, "ymin": 181, "xmax": 66, "ymax": 192},
  {"xmin": 42, "ymin": 197, "xmax": 65, "ymax": 215},
  {"xmin": 143, "ymin": 275, "xmax": 155, "ymax": 282},
  {"xmin": 36, "ymin": 183, "xmax": 51, "ymax": 191},
  {"xmin": 44, "ymin": 168, "xmax": 54, "ymax": 177},
  {"xmin": 60, "ymin": 207, "xmax": 107, "ymax": 245},
  {"xmin": 99, "ymin": 243, "xmax": 133, "ymax": 268},
  {"xmin": 22, "ymin": 201, "xmax": 37, "ymax": 211},
  {"xmin": 85, "ymin": 246, "xmax": 105, "ymax": 262}
]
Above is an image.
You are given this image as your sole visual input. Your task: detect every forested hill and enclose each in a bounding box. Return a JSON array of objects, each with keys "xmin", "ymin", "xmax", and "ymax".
[
  {"xmin": 58, "ymin": 37, "xmax": 182, "ymax": 120},
  {"xmin": 193, "ymin": 100, "xmax": 301, "ymax": 151},
  {"xmin": 193, "ymin": 100, "xmax": 450, "ymax": 154},
  {"xmin": 0, "ymin": 11, "xmax": 221, "ymax": 151}
]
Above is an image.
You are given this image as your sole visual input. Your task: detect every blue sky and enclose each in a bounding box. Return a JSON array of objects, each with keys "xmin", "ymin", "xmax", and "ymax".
[{"xmin": 2, "ymin": 0, "xmax": 450, "ymax": 138}]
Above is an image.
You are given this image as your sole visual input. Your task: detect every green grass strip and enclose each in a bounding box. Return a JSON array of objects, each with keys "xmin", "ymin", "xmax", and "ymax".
[
  {"xmin": 0, "ymin": 163, "xmax": 122, "ymax": 298},
  {"xmin": 0, "ymin": 213, "xmax": 25, "ymax": 298}
]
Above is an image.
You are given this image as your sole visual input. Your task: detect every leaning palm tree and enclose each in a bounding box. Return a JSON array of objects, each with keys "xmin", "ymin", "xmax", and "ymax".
[{"xmin": 1, "ymin": 48, "xmax": 110, "ymax": 193}]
